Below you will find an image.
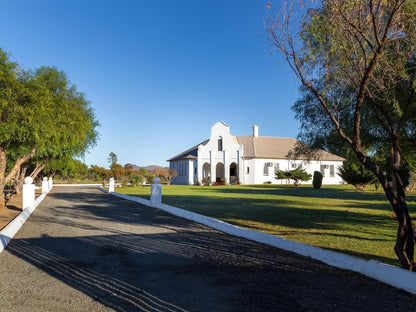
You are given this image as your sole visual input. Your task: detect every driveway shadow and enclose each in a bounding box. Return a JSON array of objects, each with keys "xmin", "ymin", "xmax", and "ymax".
[{"xmin": 3, "ymin": 186, "xmax": 415, "ymax": 311}]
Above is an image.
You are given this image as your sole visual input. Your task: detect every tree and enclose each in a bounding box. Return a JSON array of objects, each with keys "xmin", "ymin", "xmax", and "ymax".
[
  {"xmin": 110, "ymin": 163, "xmax": 124, "ymax": 181},
  {"xmin": 155, "ymin": 167, "xmax": 177, "ymax": 185},
  {"xmin": 90, "ymin": 165, "xmax": 110, "ymax": 183},
  {"xmin": 276, "ymin": 167, "xmax": 312, "ymax": 186},
  {"xmin": 338, "ymin": 162, "xmax": 377, "ymax": 192},
  {"xmin": 108, "ymin": 152, "xmax": 118, "ymax": 166},
  {"xmin": 0, "ymin": 50, "xmax": 98, "ymax": 207},
  {"xmin": 266, "ymin": 0, "xmax": 416, "ymax": 269}
]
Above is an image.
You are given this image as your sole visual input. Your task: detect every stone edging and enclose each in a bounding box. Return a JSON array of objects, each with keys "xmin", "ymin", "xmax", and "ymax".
[
  {"xmin": 100, "ymin": 188, "xmax": 416, "ymax": 295},
  {"xmin": 0, "ymin": 190, "xmax": 50, "ymax": 254}
]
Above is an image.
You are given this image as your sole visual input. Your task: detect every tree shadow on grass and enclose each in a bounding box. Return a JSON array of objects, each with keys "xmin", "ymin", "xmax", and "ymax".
[
  {"xmin": 159, "ymin": 194, "xmax": 395, "ymax": 232},
  {"xmin": 201, "ymin": 184, "xmax": 389, "ymax": 201}
]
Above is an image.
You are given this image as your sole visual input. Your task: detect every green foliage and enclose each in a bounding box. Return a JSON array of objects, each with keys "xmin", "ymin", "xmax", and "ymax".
[
  {"xmin": 268, "ymin": 0, "xmax": 416, "ymax": 269},
  {"xmin": 43, "ymin": 156, "xmax": 89, "ymax": 180},
  {"xmin": 276, "ymin": 167, "xmax": 312, "ymax": 186},
  {"xmin": 90, "ymin": 165, "xmax": 109, "ymax": 182},
  {"xmin": 110, "ymin": 163, "xmax": 124, "ymax": 180},
  {"xmin": 0, "ymin": 48, "xmax": 99, "ymax": 199},
  {"xmin": 338, "ymin": 162, "xmax": 377, "ymax": 192},
  {"xmin": 129, "ymin": 174, "xmax": 142, "ymax": 186},
  {"xmin": 108, "ymin": 152, "xmax": 117, "ymax": 166},
  {"xmin": 312, "ymin": 171, "xmax": 323, "ymax": 189}
]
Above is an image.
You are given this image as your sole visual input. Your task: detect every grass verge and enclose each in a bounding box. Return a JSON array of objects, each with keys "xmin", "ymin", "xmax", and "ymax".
[{"xmin": 117, "ymin": 184, "xmax": 416, "ymax": 266}]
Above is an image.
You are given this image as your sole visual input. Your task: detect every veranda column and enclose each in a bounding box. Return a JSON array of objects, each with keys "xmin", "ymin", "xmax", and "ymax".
[{"xmin": 224, "ymin": 149, "xmax": 230, "ymax": 184}]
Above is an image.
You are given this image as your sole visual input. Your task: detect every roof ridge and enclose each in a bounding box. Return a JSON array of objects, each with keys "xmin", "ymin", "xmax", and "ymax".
[{"xmin": 167, "ymin": 139, "xmax": 208, "ymax": 161}]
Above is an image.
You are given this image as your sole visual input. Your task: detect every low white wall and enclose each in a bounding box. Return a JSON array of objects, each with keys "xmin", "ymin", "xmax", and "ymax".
[{"xmin": 102, "ymin": 188, "xmax": 416, "ymax": 295}]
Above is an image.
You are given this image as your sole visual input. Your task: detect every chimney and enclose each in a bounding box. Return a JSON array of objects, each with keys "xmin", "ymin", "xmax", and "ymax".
[{"xmin": 253, "ymin": 125, "xmax": 259, "ymax": 137}]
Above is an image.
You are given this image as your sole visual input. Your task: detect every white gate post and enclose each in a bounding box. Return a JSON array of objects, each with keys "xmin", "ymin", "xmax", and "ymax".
[
  {"xmin": 109, "ymin": 177, "xmax": 115, "ymax": 193},
  {"xmin": 42, "ymin": 177, "xmax": 49, "ymax": 194},
  {"xmin": 48, "ymin": 177, "xmax": 53, "ymax": 190},
  {"xmin": 22, "ymin": 177, "xmax": 35, "ymax": 211},
  {"xmin": 151, "ymin": 177, "xmax": 162, "ymax": 205}
]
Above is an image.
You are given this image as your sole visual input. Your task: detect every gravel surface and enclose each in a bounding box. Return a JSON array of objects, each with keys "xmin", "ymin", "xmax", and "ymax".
[{"xmin": 0, "ymin": 186, "xmax": 415, "ymax": 311}]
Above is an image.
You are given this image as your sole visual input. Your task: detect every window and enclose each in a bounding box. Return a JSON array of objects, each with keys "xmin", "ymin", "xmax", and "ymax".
[
  {"xmin": 330, "ymin": 165, "xmax": 335, "ymax": 177},
  {"xmin": 246, "ymin": 167, "xmax": 250, "ymax": 174},
  {"xmin": 274, "ymin": 163, "xmax": 280, "ymax": 172},
  {"xmin": 292, "ymin": 163, "xmax": 297, "ymax": 168},
  {"xmin": 320, "ymin": 165, "xmax": 326, "ymax": 177},
  {"xmin": 263, "ymin": 163, "xmax": 269, "ymax": 176},
  {"xmin": 218, "ymin": 136, "xmax": 223, "ymax": 151}
]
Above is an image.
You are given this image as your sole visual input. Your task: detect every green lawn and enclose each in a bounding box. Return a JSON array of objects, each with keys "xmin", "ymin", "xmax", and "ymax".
[{"xmin": 116, "ymin": 184, "xmax": 416, "ymax": 266}]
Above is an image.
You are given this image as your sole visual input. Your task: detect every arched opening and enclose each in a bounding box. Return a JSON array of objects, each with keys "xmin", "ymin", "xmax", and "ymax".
[
  {"xmin": 202, "ymin": 163, "xmax": 211, "ymax": 184},
  {"xmin": 230, "ymin": 162, "xmax": 238, "ymax": 184},
  {"xmin": 216, "ymin": 162, "xmax": 225, "ymax": 183}
]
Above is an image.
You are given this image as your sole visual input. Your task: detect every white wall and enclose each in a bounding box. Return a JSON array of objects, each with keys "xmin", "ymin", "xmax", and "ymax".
[
  {"xmin": 197, "ymin": 122, "xmax": 243, "ymax": 184},
  {"xmin": 244, "ymin": 158, "xmax": 344, "ymax": 185}
]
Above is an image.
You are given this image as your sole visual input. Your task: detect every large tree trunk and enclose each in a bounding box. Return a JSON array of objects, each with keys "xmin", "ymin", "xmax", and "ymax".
[
  {"xmin": 14, "ymin": 164, "xmax": 29, "ymax": 195},
  {"xmin": 355, "ymin": 143, "xmax": 414, "ymax": 269},
  {"xmin": 29, "ymin": 157, "xmax": 50, "ymax": 181},
  {"xmin": 0, "ymin": 147, "xmax": 7, "ymax": 208},
  {"xmin": 0, "ymin": 145, "xmax": 37, "ymax": 208},
  {"xmin": 385, "ymin": 169, "xmax": 414, "ymax": 270},
  {"xmin": 393, "ymin": 198, "xmax": 414, "ymax": 270}
]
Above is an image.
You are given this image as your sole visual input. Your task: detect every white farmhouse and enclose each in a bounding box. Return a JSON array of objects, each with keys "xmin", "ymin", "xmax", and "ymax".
[{"xmin": 168, "ymin": 121, "xmax": 344, "ymax": 185}]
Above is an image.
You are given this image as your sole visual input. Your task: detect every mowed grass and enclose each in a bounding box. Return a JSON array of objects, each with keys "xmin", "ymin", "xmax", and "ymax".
[{"xmin": 117, "ymin": 184, "xmax": 416, "ymax": 266}]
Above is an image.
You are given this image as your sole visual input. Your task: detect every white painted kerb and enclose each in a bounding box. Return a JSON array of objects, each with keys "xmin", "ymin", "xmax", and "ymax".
[
  {"xmin": 101, "ymin": 187, "xmax": 416, "ymax": 295},
  {"xmin": 0, "ymin": 183, "xmax": 51, "ymax": 254}
]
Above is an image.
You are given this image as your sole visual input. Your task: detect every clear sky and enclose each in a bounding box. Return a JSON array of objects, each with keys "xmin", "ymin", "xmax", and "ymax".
[{"xmin": 0, "ymin": 0, "xmax": 301, "ymax": 169}]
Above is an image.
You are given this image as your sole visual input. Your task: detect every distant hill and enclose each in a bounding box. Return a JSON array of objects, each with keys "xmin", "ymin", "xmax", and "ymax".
[
  {"xmin": 124, "ymin": 163, "xmax": 168, "ymax": 172},
  {"xmin": 144, "ymin": 165, "xmax": 168, "ymax": 172}
]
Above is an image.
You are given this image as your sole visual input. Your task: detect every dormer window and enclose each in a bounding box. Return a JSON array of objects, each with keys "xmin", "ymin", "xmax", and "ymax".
[{"xmin": 218, "ymin": 136, "xmax": 223, "ymax": 151}]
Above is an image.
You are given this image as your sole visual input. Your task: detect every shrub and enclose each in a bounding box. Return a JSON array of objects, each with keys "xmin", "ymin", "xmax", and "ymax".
[
  {"xmin": 312, "ymin": 171, "xmax": 323, "ymax": 189},
  {"xmin": 276, "ymin": 167, "xmax": 312, "ymax": 186},
  {"xmin": 338, "ymin": 162, "xmax": 376, "ymax": 192},
  {"xmin": 129, "ymin": 174, "xmax": 142, "ymax": 186}
]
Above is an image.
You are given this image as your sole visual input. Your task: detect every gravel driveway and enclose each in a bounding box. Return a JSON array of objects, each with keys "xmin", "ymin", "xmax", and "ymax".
[{"xmin": 0, "ymin": 186, "xmax": 415, "ymax": 311}]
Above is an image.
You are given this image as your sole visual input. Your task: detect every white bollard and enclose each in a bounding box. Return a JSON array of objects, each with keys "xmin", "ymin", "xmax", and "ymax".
[
  {"xmin": 151, "ymin": 177, "xmax": 162, "ymax": 205},
  {"xmin": 22, "ymin": 177, "xmax": 35, "ymax": 211},
  {"xmin": 48, "ymin": 177, "xmax": 53, "ymax": 190},
  {"xmin": 109, "ymin": 177, "xmax": 115, "ymax": 193},
  {"xmin": 42, "ymin": 177, "xmax": 49, "ymax": 194}
]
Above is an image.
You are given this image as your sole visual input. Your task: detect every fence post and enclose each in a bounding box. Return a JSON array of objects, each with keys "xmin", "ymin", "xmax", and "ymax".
[
  {"xmin": 48, "ymin": 177, "xmax": 53, "ymax": 190},
  {"xmin": 151, "ymin": 177, "xmax": 162, "ymax": 205},
  {"xmin": 22, "ymin": 177, "xmax": 35, "ymax": 211},
  {"xmin": 109, "ymin": 177, "xmax": 115, "ymax": 193},
  {"xmin": 42, "ymin": 177, "xmax": 49, "ymax": 194}
]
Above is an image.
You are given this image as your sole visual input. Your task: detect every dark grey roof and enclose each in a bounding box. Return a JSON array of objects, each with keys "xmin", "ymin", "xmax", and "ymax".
[{"xmin": 167, "ymin": 140, "xmax": 208, "ymax": 161}]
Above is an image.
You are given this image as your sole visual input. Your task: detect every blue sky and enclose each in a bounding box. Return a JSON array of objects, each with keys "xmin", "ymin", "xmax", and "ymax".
[{"xmin": 0, "ymin": 1, "xmax": 301, "ymax": 169}]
